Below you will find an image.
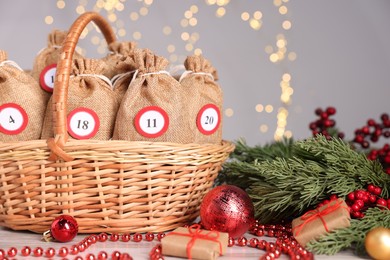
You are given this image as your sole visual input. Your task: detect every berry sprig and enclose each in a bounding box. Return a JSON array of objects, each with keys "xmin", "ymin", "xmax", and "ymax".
[
  {"xmin": 316, "ymin": 184, "xmax": 389, "ymax": 219},
  {"xmin": 353, "ymin": 113, "xmax": 390, "ymax": 149},
  {"xmin": 367, "ymin": 143, "xmax": 390, "ymax": 175},
  {"xmin": 309, "ymin": 107, "xmax": 345, "ymax": 140}
]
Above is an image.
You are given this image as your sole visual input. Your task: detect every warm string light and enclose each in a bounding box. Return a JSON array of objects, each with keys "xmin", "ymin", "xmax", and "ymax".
[{"xmin": 47, "ymin": 1, "xmax": 297, "ymax": 140}]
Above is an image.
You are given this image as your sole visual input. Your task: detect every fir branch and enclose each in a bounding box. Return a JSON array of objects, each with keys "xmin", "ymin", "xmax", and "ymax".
[
  {"xmin": 221, "ymin": 135, "xmax": 390, "ymax": 223},
  {"xmin": 229, "ymin": 138, "xmax": 295, "ymax": 163},
  {"xmin": 294, "ymin": 136, "xmax": 390, "ymax": 197},
  {"xmin": 224, "ymin": 157, "xmax": 328, "ymax": 223},
  {"xmin": 306, "ymin": 208, "xmax": 390, "ymax": 255}
]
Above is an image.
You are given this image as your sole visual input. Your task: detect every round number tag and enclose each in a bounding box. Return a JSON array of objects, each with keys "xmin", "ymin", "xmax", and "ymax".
[
  {"xmin": 39, "ymin": 64, "xmax": 57, "ymax": 93},
  {"xmin": 134, "ymin": 106, "xmax": 169, "ymax": 138},
  {"xmin": 67, "ymin": 107, "xmax": 100, "ymax": 140},
  {"xmin": 0, "ymin": 103, "xmax": 28, "ymax": 135},
  {"xmin": 197, "ymin": 104, "xmax": 221, "ymax": 135}
]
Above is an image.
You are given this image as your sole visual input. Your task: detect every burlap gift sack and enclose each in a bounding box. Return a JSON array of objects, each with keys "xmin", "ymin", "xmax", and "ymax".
[
  {"xmin": 113, "ymin": 48, "xmax": 190, "ymax": 143},
  {"xmin": 179, "ymin": 55, "xmax": 223, "ymax": 144},
  {"xmin": 41, "ymin": 58, "xmax": 119, "ymax": 140},
  {"xmin": 0, "ymin": 50, "xmax": 47, "ymax": 141},
  {"xmin": 103, "ymin": 41, "xmax": 137, "ymax": 79},
  {"xmin": 31, "ymin": 29, "xmax": 83, "ymax": 93}
]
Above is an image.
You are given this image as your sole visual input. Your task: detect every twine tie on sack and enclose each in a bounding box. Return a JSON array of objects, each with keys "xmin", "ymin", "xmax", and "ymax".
[
  {"xmin": 165, "ymin": 224, "xmax": 223, "ymax": 259},
  {"xmin": 111, "ymin": 70, "xmax": 136, "ymax": 89},
  {"xmin": 131, "ymin": 70, "xmax": 170, "ymax": 81},
  {"xmin": 179, "ymin": 70, "xmax": 214, "ymax": 83},
  {"xmin": 0, "ymin": 60, "xmax": 23, "ymax": 71}
]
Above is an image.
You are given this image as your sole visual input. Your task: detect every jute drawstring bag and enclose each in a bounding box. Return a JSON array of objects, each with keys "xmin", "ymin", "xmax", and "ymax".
[
  {"xmin": 179, "ymin": 55, "xmax": 223, "ymax": 144},
  {"xmin": 113, "ymin": 48, "xmax": 190, "ymax": 143},
  {"xmin": 103, "ymin": 41, "xmax": 137, "ymax": 79},
  {"xmin": 31, "ymin": 29, "xmax": 83, "ymax": 93},
  {"xmin": 0, "ymin": 50, "xmax": 47, "ymax": 141},
  {"xmin": 110, "ymin": 56, "xmax": 137, "ymax": 104},
  {"xmin": 41, "ymin": 58, "xmax": 119, "ymax": 140}
]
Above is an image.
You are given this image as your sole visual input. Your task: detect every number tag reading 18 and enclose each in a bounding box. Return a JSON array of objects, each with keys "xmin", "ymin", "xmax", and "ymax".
[
  {"xmin": 0, "ymin": 103, "xmax": 28, "ymax": 135},
  {"xmin": 39, "ymin": 64, "xmax": 57, "ymax": 93},
  {"xmin": 67, "ymin": 107, "xmax": 100, "ymax": 140},
  {"xmin": 197, "ymin": 104, "xmax": 221, "ymax": 135},
  {"xmin": 134, "ymin": 106, "xmax": 169, "ymax": 138}
]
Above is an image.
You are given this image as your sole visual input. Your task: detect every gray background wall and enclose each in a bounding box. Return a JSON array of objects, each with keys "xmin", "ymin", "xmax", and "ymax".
[{"xmin": 1, "ymin": 0, "xmax": 389, "ymax": 145}]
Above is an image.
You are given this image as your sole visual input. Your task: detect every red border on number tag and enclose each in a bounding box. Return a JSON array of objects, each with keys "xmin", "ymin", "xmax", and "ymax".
[
  {"xmin": 196, "ymin": 104, "xmax": 221, "ymax": 135},
  {"xmin": 67, "ymin": 107, "xmax": 100, "ymax": 140},
  {"xmin": 39, "ymin": 63, "xmax": 57, "ymax": 93},
  {"xmin": 134, "ymin": 106, "xmax": 169, "ymax": 138},
  {"xmin": 0, "ymin": 103, "xmax": 28, "ymax": 135}
]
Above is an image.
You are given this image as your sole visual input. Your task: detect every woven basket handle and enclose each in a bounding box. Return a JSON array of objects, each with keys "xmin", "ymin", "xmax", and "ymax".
[{"xmin": 47, "ymin": 12, "xmax": 116, "ymax": 161}]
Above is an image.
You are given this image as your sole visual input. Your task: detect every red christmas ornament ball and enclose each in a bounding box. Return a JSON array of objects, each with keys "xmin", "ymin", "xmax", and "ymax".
[
  {"xmin": 50, "ymin": 215, "xmax": 78, "ymax": 242},
  {"xmin": 200, "ymin": 185, "xmax": 255, "ymax": 238}
]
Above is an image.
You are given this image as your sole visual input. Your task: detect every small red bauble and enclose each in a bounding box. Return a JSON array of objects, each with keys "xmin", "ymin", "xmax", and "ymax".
[
  {"xmin": 200, "ymin": 185, "xmax": 255, "ymax": 238},
  {"xmin": 43, "ymin": 215, "xmax": 78, "ymax": 242}
]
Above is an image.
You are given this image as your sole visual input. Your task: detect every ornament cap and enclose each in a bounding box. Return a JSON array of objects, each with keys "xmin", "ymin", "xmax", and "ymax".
[{"xmin": 42, "ymin": 230, "xmax": 54, "ymax": 242}]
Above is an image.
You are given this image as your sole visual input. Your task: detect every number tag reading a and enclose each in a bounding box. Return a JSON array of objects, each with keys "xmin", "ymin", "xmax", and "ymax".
[
  {"xmin": 0, "ymin": 103, "xmax": 28, "ymax": 135},
  {"xmin": 134, "ymin": 106, "xmax": 169, "ymax": 138},
  {"xmin": 67, "ymin": 107, "xmax": 100, "ymax": 140},
  {"xmin": 39, "ymin": 64, "xmax": 57, "ymax": 93},
  {"xmin": 197, "ymin": 104, "xmax": 221, "ymax": 135}
]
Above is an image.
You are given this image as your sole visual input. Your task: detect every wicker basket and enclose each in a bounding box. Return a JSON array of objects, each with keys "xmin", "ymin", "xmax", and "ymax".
[{"xmin": 0, "ymin": 12, "xmax": 234, "ymax": 234}]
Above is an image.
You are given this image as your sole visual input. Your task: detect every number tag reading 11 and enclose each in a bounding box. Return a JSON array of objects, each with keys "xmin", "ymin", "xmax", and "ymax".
[
  {"xmin": 134, "ymin": 106, "xmax": 169, "ymax": 138},
  {"xmin": 39, "ymin": 64, "xmax": 56, "ymax": 93},
  {"xmin": 197, "ymin": 104, "xmax": 221, "ymax": 135},
  {"xmin": 67, "ymin": 107, "xmax": 100, "ymax": 140},
  {"xmin": 0, "ymin": 103, "xmax": 28, "ymax": 135}
]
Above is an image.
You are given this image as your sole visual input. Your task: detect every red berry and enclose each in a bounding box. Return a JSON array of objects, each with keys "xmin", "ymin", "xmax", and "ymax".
[
  {"xmin": 367, "ymin": 119, "xmax": 376, "ymax": 126},
  {"xmin": 351, "ymin": 204, "xmax": 360, "ymax": 212},
  {"xmin": 377, "ymin": 198, "xmax": 387, "ymax": 207},
  {"xmin": 347, "ymin": 192, "xmax": 355, "ymax": 201},
  {"xmin": 326, "ymin": 107, "xmax": 336, "ymax": 115},
  {"xmin": 367, "ymin": 184, "xmax": 376, "ymax": 194},
  {"xmin": 362, "ymin": 126, "xmax": 370, "ymax": 135},
  {"xmin": 369, "ymin": 194, "xmax": 377, "ymax": 204},
  {"xmin": 315, "ymin": 108, "xmax": 323, "ymax": 116},
  {"xmin": 355, "ymin": 200, "xmax": 365, "ymax": 208},
  {"xmin": 374, "ymin": 187, "xmax": 382, "ymax": 196},
  {"xmin": 355, "ymin": 190, "xmax": 366, "ymax": 200},
  {"xmin": 330, "ymin": 194, "xmax": 338, "ymax": 200}
]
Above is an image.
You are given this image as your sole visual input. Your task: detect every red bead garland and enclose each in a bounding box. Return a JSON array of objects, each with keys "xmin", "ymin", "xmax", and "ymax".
[{"xmin": 0, "ymin": 223, "xmax": 312, "ymax": 260}]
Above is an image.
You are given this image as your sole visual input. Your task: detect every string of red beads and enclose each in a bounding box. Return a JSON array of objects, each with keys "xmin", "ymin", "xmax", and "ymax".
[{"xmin": 0, "ymin": 223, "xmax": 311, "ymax": 260}]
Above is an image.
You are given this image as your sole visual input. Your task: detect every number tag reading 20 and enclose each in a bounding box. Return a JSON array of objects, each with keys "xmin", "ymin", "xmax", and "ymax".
[
  {"xmin": 197, "ymin": 104, "xmax": 221, "ymax": 135},
  {"xmin": 134, "ymin": 106, "xmax": 169, "ymax": 138},
  {"xmin": 67, "ymin": 107, "xmax": 100, "ymax": 139}
]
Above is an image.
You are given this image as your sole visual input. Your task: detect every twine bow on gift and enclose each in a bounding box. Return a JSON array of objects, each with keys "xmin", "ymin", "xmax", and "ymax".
[
  {"xmin": 167, "ymin": 224, "xmax": 222, "ymax": 259},
  {"xmin": 292, "ymin": 200, "xmax": 349, "ymax": 236}
]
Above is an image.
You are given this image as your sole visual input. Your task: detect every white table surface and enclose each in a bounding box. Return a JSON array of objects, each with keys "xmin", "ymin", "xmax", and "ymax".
[{"xmin": 0, "ymin": 227, "xmax": 364, "ymax": 259}]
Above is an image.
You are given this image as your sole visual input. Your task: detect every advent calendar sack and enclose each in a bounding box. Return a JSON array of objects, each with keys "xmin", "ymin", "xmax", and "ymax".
[
  {"xmin": 103, "ymin": 41, "xmax": 138, "ymax": 79},
  {"xmin": 41, "ymin": 58, "xmax": 119, "ymax": 140},
  {"xmin": 31, "ymin": 29, "xmax": 83, "ymax": 93},
  {"xmin": 179, "ymin": 55, "xmax": 223, "ymax": 144},
  {"xmin": 113, "ymin": 48, "xmax": 190, "ymax": 142},
  {"xmin": 0, "ymin": 50, "xmax": 47, "ymax": 141}
]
